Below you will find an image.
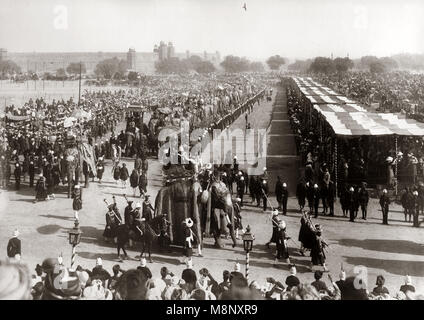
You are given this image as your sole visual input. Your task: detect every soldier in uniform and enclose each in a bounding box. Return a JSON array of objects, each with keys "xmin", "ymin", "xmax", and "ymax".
[
  {"xmin": 138, "ymin": 172, "xmax": 148, "ymax": 197},
  {"xmin": 72, "ymin": 184, "xmax": 82, "ymax": 221},
  {"xmin": 310, "ymin": 224, "xmax": 329, "ymax": 272},
  {"xmin": 103, "ymin": 199, "xmax": 122, "ymax": 243},
  {"xmin": 379, "ymin": 189, "xmax": 390, "ymax": 225},
  {"xmin": 265, "ymin": 210, "xmax": 280, "ymax": 249},
  {"xmin": 275, "ymin": 176, "xmax": 283, "ymax": 211},
  {"xmin": 260, "ymin": 179, "xmax": 269, "ymax": 212},
  {"xmin": 412, "ymin": 191, "xmax": 421, "ymax": 228},
  {"xmin": 327, "ymin": 180, "xmax": 336, "ymax": 217},
  {"xmin": 14, "ymin": 162, "xmax": 21, "ymax": 190},
  {"xmin": 296, "ymin": 178, "xmax": 306, "ymax": 211},
  {"xmin": 275, "ymin": 220, "xmax": 290, "ymax": 265},
  {"xmin": 236, "ymin": 175, "xmax": 245, "ymax": 207},
  {"xmin": 312, "ymin": 184, "xmax": 320, "ymax": 218},
  {"xmin": 158, "ymin": 212, "xmax": 171, "ymax": 251},
  {"xmin": 96, "ymin": 156, "xmax": 105, "ymax": 184},
  {"xmin": 348, "ymin": 187, "xmax": 356, "ymax": 222},
  {"xmin": 28, "ymin": 157, "xmax": 35, "ymax": 188},
  {"xmin": 358, "ymin": 183, "xmax": 369, "ymax": 220},
  {"xmin": 34, "ymin": 174, "xmax": 47, "ymax": 202}
]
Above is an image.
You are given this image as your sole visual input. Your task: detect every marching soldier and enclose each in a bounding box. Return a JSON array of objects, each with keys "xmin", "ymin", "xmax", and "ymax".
[
  {"xmin": 72, "ymin": 184, "xmax": 82, "ymax": 221},
  {"xmin": 281, "ymin": 182, "xmax": 288, "ymax": 216},
  {"xmin": 237, "ymin": 175, "xmax": 245, "ymax": 207},
  {"xmin": 103, "ymin": 198, "xmax": 122, "ymax": 243},
  {"xmin": 296, "ymin": 178, "xmax": 306, "ymax": 211},
  {"xmin": 348, "ymin": 187, "xmax": 356, "ymax": 222},
  {"xmin": 310, "ymin": 224, "xmax": 329, "ymax": 272},
  {"xmin": 312, "ymin": 184, "xmax": 320, "ymax": 218},
  {"xmin": 275, "ymin": 220, "xmax": 290, "ymax": 265},
  {"xmin": 266, "ymin": 210, "xmax": 280, "ymax": 249},
  {"xmin": 412, "ymin": 191, "xmax": 420, "ymax": 228},
  {"xmin": 96, "ymin": 156, "xmax": 105, "ymax": 184},
  {"xmin": 379, "ymin": 189, "xmax": 390, "ymax": 225},
  {"xmin": 130, "ymin": 168, "xmax": 139, "ymax": 197}
]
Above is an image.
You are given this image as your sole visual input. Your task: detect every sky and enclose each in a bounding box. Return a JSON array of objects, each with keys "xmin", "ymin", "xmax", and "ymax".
[{"xmin": 1, "ymin": 0, "xmax": 423, "ymax": 60}]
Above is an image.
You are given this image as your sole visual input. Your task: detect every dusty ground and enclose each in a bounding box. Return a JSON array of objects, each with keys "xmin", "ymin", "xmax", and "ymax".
[{"xmin": 0, "ymin": 86, "xmax": 423, "ymax": 296}]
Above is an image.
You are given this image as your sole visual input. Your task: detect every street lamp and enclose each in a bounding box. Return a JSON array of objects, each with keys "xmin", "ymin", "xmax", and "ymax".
[
  {"xmin": 242, "ymin": 225, "xmax": 254, "ymax": 280},
  {"xmin": 68, "ymin": 220, "xmax": 82, "ymax": 269}
]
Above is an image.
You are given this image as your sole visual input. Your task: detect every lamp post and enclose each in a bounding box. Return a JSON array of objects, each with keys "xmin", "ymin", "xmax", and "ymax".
[
  {"xmin": 242, "ymin": 225, "xmax": 254, "ymax": 281},
  {"xmin": 68, "ymin": 220, "xmax": 82, "ymax": 269}
]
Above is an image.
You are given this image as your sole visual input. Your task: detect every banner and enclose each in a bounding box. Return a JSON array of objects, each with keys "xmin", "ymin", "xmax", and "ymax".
[
  {"xmin": 78, "ymin": 142, "xmax": 97, "ymax": 177},
  {"xmin": 6, "ymin": 113, "xmax": 32, "ymax": 121}
]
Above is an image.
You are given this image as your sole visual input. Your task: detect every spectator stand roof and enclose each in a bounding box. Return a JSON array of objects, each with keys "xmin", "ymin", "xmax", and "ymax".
[
  {"xmin": 314, "ymin": 108, "xmax": 424, "ymax": 137},
  {"xmin": 291, "ymin": 76, "xmax": 424, "ymax": 137}
]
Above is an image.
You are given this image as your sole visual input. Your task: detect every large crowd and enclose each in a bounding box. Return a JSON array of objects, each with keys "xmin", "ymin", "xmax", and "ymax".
[
  {"xmin": 0, "ymin": 255, "xmax": 421, "ymax": 300},
  {"xmin": 315, "ymin": 71, "xmax": 424, "ymax": 116}
]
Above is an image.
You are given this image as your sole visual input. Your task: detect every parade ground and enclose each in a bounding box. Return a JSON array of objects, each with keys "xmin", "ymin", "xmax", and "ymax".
[{"xmin": 0, "ymin": 86, "xmax": 423, "ymax": 294}]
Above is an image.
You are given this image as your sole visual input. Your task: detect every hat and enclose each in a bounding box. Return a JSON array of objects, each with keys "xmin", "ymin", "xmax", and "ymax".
[
  {"xmin": 74, "ymin": 184, "xmax": 80, "ymax": 189},
  {"xmin": 13, "ymin": 229, "xmax": 19, "ymax": 238},
  {"xmin": 135, "ymin": 202, "xmax": 142, "ymax": 209},
  {"xmin": 314, "ymin": 184, "xmax": 318, "ymax": 188},
  {"xmin": 236, "ymin": 198, "xmax": 241, "ymax": 202},
  {"xmin": 234, "ymin": 262, "xmax": 241, "ymax": 272},
  {"xmin": 382, "ymin": 189, "xmax": 387, "ymax": 194},
  {"xmin": 272, "ymin": 210, "xmax": 279, "ymax": 216},
  {"xmin": 140, "ymin": 258, "xmax": 147, "ymax": 267},
  {"xmin": 282, "ymin": 183, "xmax": 287, "ymax": 187},
  {"xmin": 205, "ymin": 163, "xmax": 212, "ymax": 170},
  {"xmin": 386, "ymin": 156, "xmax": 393, "ymax": 162},
  {"xmin": 349, "ymin": 187, "xmax": 354, "ymax": 192},
  {"xmin": 289, "ymin": 264, "xmax": 297, "ymax": 275},
  {"xmin": 240, "ymin": 176, "xmax": 244, "ymax": 181},
  {"xmin": 184, "ymin": 218, "xmax": 194, "ymax": 228},
  {"xmin": 233, "ymin": 156, "xmax": 237, "ymax": 160},
  {"xmin": 39, "ymin": 173, "xmax": 43, "ymax": 177},
  {"xmin": 263, "ymin": 167, "xmax": 267, "ymax": 171},
  {"xmin": 315, "ymin": 224, "xmax": 322, "ymax": 232},
  {"xmin": 15, "ymin": 163, "xmax": 19, "ymax": 167},
  {"xmin": 185, "ymin": 258, "xmax": 193, "ymax": 270},
  {"xmin": 278, "ymin": 220, "xmax": 286, "ymax": 229},
  {"xmin": 96, "ymin": 258, "xmax": 102, "ymax": 266},
  {"xmin": 222, "ymin": 172, "xmax": 227, "ymax": 176},
  {"xmin": 413, "ymin": 191, "xmax": 418, "ymax": 196}
]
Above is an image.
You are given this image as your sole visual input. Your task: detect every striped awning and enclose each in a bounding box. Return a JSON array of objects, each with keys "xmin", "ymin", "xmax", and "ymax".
[
  {"xmin": 305, "ymin": 95, "xmax": 356, "ymax": 105},
  {"xmin": 315, "ymin": 109, "xmax": 424, "ymax": 136},
  {"xmin": 298, "ymin": 86, "xmax": 339, "ymax": 96},
  {"xmin": 314, "ymin": 104, "xmax": 368, "ymax": 113},
  {"xmin": 293, "ymin": 77, "xmax": 321, "ymax": 87}
]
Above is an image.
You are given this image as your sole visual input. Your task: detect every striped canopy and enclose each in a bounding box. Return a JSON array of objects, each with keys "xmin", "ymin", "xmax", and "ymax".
[
  {"xmin": 315, "ymin": 109, "xmax": 424, "ymax": 136},
  {"xmin": 298, "ymin": 86, "xmax": 339, "ymax": 96},
  {"xmin": 305, "ymin": 95, "xmax": 356, "ymax": 105},
  {"xmin": 292, "ymin": 77, "xmax": 320, "ymax": 87},
  {"xmin": 314, "ymin": 104, "xmax": 368, "ymax": 113}
]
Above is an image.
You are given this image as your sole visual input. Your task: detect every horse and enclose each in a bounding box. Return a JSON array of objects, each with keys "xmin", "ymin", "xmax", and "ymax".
[{"xmin": 133, "ymin": 217, "xmax": 161, "ymax": 262}]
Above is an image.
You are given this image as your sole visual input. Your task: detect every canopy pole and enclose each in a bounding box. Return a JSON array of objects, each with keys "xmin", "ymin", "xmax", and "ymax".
[
  {"xmin": 335, "ymin": 137, "xmax": 338, "ymax": 197},
  {"xmin": 395, "ymin": 135, "xmax": 398, "ymax": 196}
]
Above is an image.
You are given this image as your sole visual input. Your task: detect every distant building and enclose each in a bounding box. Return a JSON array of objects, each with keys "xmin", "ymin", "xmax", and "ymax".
[
  {"xmin": 158, "ymin": 41, "xmax": 168, "ymax": 61},
  {"xmin": 167, "ymin": 42, "xmax": 175, "ymax": 59},
  {"xmin": 186, "ymin": 50, "xmax": 190, "ymax": 59},
  {"xmin": 0, "ymin": 48, "xmax": 7, "ymax": 61},
  {"xmin": 127, "ymin": 48, "xmax": 136, "ymax": 70},
  {"xmin": 215, "ymin": 51, "xmax": 221, "ymax": 63}
]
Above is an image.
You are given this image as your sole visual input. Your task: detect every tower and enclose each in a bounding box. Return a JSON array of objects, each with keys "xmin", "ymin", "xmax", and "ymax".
[
  {"xmin": 158, "ymin": 41, "xmax": 168, "ymax": 61},
  {"xmin": 127, "ymin": 48, "xmax": 136, "ymax": 70},
  {"xmin": 167, "ymin": 42, "xmax": 175, "ymax": 59}
]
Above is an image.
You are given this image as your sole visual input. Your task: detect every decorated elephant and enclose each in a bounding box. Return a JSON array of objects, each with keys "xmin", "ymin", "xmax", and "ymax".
[{"xmin": 201, "ymin": 178, "xmax": 237, "ymax": 248}]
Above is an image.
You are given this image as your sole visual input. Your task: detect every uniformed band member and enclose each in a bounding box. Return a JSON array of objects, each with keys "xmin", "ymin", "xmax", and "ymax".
[
  {"xmin": 7, "ymin": 229, "xmax": 21, "ymax": 260},
  {"xmin": 310, "ymin": 224, "xmax": 328, "ymax": 272},
  {"xmin": 412, "ymin": 191, "xmax": 421, "ymax": 228},
  {"xmin": 183, "ymin": 218, "xmax": 201, "ymax": 262},
  {"xmin": 275, "ymin": 220, "xmax": 290, "ymax": 265},
  {"xmin": 260, "ymin": 179, "xmax": 269, "ymax": 212},
  {"xmin": 34, "ymin": 173, "xmax": 47, "ymax": 203},
  {"xmin": 312, "ymin": 184, "xmax": 320, "ymax": 218},
  {"xmin": 265, "ymin": 210, "xmax": 280, "ymax": 249},
  {"xmin": 379, "ymin": 189, "xmax": 390, "ymax": 225},
  {"xmin": 236, "ymin": 176, "xmax": 245, "ymax": 207},
  {"xmin": 296, "ymin": 179, "xmax": 306, "ymax": 210},
  {"xmin": 72, "ymin": 184, "xmax": 82, "ymax": 221},
  {"xmin": 96, "ymin": 156, "xmax": 105, "ymax": 184}
]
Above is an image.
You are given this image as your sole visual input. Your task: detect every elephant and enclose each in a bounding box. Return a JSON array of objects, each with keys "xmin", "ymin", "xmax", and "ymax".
[{"xmin": 202, "ymin": 179, "xmax": 237, "ymax": 248}]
